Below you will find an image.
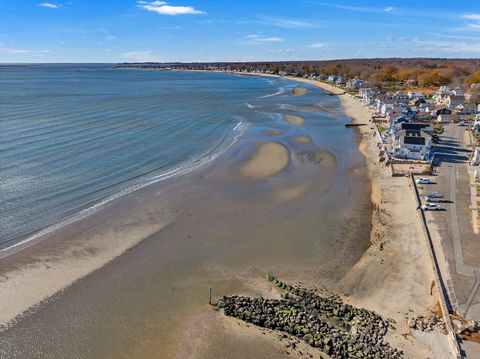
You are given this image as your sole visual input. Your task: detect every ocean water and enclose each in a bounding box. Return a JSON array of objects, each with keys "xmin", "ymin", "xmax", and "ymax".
[{"xmin": 0, "ymin": 65, "xmax": 343, "ymax": 252}]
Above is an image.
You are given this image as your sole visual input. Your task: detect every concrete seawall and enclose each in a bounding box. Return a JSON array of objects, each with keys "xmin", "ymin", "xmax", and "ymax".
[{"xmin": 411, "ymin": 175, "xmax": 461, "ymax": 358}]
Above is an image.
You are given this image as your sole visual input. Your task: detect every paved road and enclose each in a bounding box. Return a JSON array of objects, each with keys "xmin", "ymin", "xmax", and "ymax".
[{"xmin": 420, "ymin": 123, "xmax": 480, "ymax": 357}]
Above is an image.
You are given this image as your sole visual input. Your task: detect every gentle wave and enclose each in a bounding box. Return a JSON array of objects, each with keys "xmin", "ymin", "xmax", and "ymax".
[
  {"xmin": 0, "ymin": 121, "xmax": 247, "ymax": 256},
  {"xmin": 258, "ymin": 87, "xmax": 285, "ymax": 98}
]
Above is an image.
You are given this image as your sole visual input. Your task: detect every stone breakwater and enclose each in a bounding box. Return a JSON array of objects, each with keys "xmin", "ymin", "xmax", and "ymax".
[{"xmin": 213, "ymin": 275, "xmax": 403, "ymax": 358}]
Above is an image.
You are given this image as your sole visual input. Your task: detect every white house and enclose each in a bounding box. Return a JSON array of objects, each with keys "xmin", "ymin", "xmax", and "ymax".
[
  {"xmin": 359, "ymin": 88, "xmax": 377, "ymax": 105},
  {"xmin": 327, "ymin": 75, "xmax": 338, "ymax": 83},
  {"xmin": 381, "ymin": 103, "xmax": 394, "ymax": 117},
  {"xmin": 407, "ymin": 91, "xmax": 425, "ymax": 100},
  {"xmin": 392, "ymin": 129, "xmax": 432, "ymax": 160}
]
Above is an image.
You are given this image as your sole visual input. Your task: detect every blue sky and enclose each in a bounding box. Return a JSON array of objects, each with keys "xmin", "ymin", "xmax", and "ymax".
[{"xmin": 1, "ymin": 0, "xmax": 480, "ymax": 63}]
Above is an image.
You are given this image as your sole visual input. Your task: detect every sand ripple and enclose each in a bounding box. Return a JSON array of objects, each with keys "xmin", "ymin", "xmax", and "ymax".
[{"xmin": 241, "ymin": 142, "xmax": 290, "ymax": 179}]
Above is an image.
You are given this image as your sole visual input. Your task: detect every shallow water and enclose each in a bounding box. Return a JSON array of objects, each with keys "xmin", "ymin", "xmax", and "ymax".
[{"xmin": 0, "ymin": 66, "xmax": 341, "ymax": 251}]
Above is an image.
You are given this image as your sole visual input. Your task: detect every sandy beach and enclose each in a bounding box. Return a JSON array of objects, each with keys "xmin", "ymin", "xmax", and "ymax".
[{"xmin": 0, "ymin": 71, "xmax": 450, "ymax": 358}]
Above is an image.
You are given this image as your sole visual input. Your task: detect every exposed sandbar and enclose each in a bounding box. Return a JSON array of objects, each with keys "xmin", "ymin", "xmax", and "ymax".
[
  {"xmin": 241, "ymin": 142, "xmax": 290, "ymax": 179},
  {"xmin": 283, "ymin": 114, "xmax": 304, "ymax": 125},
  {"xmin": 291, "ymin": 87, "xmax": 307, "ymax": 97}
]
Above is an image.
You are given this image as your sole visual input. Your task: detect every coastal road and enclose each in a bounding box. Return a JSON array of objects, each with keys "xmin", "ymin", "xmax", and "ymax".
[{"xmin": 421, "ymin": 123, "xmax": 480, "ymax": 356}]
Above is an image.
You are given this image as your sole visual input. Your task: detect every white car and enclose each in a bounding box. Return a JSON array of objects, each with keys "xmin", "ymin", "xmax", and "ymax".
[
  {"xmin": 458, "ymin": 121, "xmax": 466, "ymax": 126},
  {"xmin": 421, "ymin": 203, "xmax": 442, "ymax": 211},
  {"xmin": 416, "ymin": 178, "xmax": 434, "ymax": 184},
  {"xmin": 424, "ymin": 195, "xmax": 446, "ymax": 203},
  {"xmin": 427, "ymin": 192, "xmax": 443, "ymax": 198}
]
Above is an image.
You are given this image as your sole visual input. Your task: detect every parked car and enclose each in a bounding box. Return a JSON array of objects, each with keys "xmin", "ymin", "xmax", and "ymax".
[
  {"xmin": 427, "ymin": 192, "xmax": 443, "ymax": 198},
  {"xmin": 458, "ymin": 121, "xmax": 466, "ymax": 126},
  {"xmin": 424, "ymin": 195, "xmax": 447, "ymax": 203},
  {"xmin": 416, "ymin": 178, "xmax": 434, "ymax": 184},
  {"xmin": 421, "ymin": 203, "xmax": 442, "ymax": 211}
]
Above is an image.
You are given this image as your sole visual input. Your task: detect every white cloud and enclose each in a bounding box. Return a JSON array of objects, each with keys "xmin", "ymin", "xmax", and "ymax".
[
  {"xmin": 105, "ymin": 35, "xmax": 116, "ymax": 41},
  {"xmin": 0, "ymin": 47, "xmax": 51, "ymax": 55},
  {"xmin": 462, "ymin": 13, "xmax": 480, "ymax": 21},
  {"xmin": 120, "ymin": 51, "xmax": 157, "ymax": 62},
  {"xmin": 309, "ymin": 43, "xmax": 325, "ymax": 48},
  {"xmin": 257, "ymin": 37, "xmax": 283, "ymax": 42},
  {"xmin": 243, "ymin": 34, "xmax": 283, "ymax": 44},
  {"xmin": 466, "ymin": 22, "xmax": 480, "ymax": 30},
  {"xmin": 267, "ymin": 48, "xmax": 296, "ymax": 54},
  {"xmin": 38, "ymin": 3, "xmax": 60, "ymax": 9},
  {"xmin": 313, "ymin": 2, "xmax": 396, "ymax": 14},
  {"xmin": 257, "ymin": 16, "xmax": 322, "ymax": 29},
  {"xmin": 137, "ymin": 1, "xmax": 205, "ymax": 16}
]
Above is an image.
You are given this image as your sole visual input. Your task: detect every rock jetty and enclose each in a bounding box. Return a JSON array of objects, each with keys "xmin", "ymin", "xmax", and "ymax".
[{"xmin": 213, "ymin": 274, "xmax": 402, "ymax": 358}]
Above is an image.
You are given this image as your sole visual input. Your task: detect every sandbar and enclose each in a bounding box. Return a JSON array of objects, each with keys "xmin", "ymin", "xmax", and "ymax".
[
  {"xmin": 240, "ymin": 142, "xmax": 290, "ymax": 179},
  {"xmin": 283, "ymin": 114, "xmax": 304, "ymax": 125},
  {"xmin": 291, "ymin": 87, "xmax": 307, "ymax": 96}
]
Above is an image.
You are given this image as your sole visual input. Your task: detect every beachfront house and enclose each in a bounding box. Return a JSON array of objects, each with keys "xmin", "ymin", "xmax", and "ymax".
[
  {"xmin": 360, "ymin": 88, "xmax": 378, "ymax": 105},
  {"xmin": 389, "ymin": 116, "xmax": 413, "ymax": 133},
  {"xmin": 335, "ymin": 76, "xmax": 347, "ymax": 86},
  {"xmin": 327, "ymin": 75, "xmax": 338, "ymax": 83},
  {"xmin": 399, "ymin": 122, "xmax": 433, "ymax": 134},
  {"xmin": 392, "ymin": 129, "xmax": 432, "ymax": 161},
  {"xmin": 380, "ymin": 103, "xmax": 394, "ymax": 117},
  {"xmin": 386, "ymin": 105, "xmax": 415, "ymax": 122},
  {"xmin": 346, "ymin": 78, "xmax": 365, "ymax": 90}
]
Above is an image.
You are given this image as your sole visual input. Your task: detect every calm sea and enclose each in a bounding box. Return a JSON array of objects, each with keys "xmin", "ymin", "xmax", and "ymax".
[
  {"xmin": 0, "ymin": 65, "xmax": 283, "ymax": 251},
  {"xmin": 0, "ymin": 65, "xmax": 350, "ymax": 253}
]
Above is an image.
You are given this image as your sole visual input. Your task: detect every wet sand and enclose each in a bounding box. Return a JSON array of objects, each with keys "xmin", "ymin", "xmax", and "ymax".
[{"xmin": 282, "ymin": 114, "xmax": 304, "ymax": 126}]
